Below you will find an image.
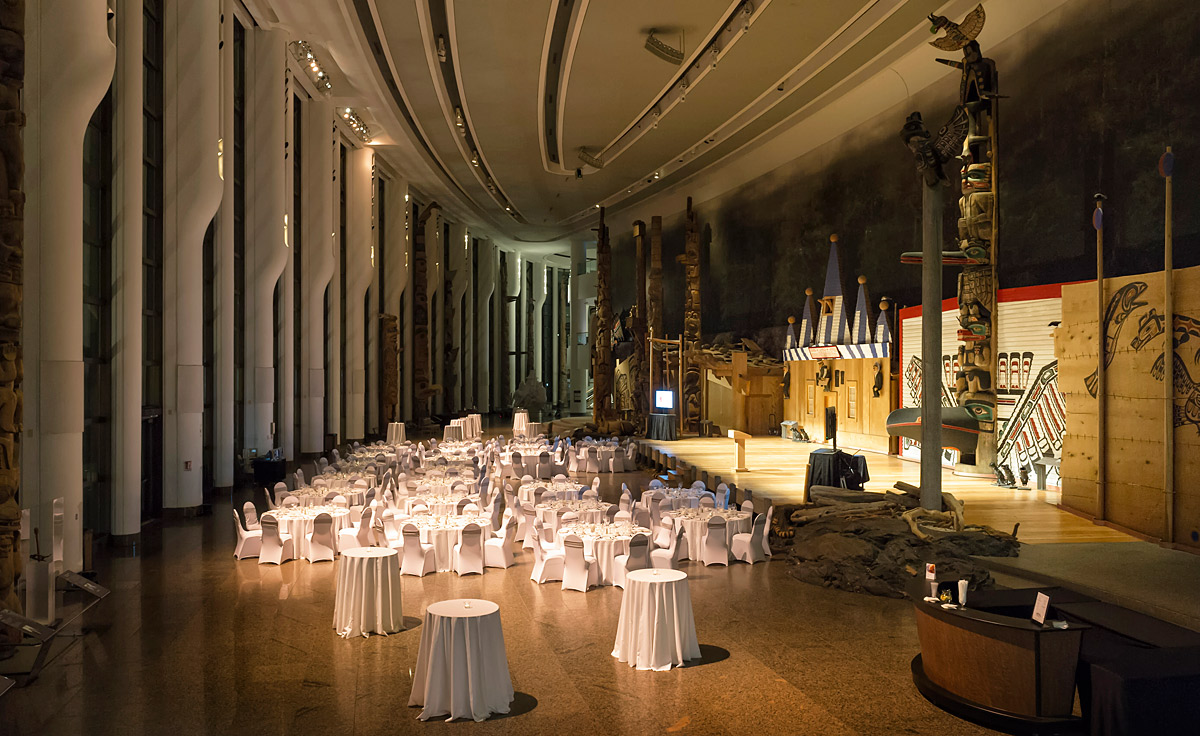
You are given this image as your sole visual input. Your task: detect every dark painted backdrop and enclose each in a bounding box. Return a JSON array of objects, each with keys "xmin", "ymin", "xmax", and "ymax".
[{"xmin": 608, "ymin": 0, "xmax": 1200, "ymax": 347}]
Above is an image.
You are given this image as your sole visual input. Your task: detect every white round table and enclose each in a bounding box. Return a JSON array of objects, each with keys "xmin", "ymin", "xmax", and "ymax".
[
  {"xmin": 406, "ymin": 517, "xmax": 493, "ymax": 572},
  {"xmin": 512, "ymin": 409, "xmax": 529, "ymax": 437},
  {"xmin": 665, "ymin": 510, "xmax": 752, "ymax": 561},
  {"xmin": 611, "ymin": 568, "xmax": 700, "ymax": 671},
  {"xmin": 409, "ymin": 599, "xmax": 514, "ymax": 722},
  {"xmin": 270, "ymin": 507, "xmax": 352, "ymax": 560},
  {"xmin": 557, "ymin": 523, "xmax": 652, "ymax": 586},
  {"xmin": 333, "ymin": 547, "xmax": 404, "ymax": 638}
]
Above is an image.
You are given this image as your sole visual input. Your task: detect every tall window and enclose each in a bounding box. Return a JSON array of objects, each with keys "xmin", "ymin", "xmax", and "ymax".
[
  {"xmin": 142, "ymin": 0, "xmax": 164, "ymax": 521},
  {"xmin": 83, "ymin": 90, "xmax": 113, "ymax": 534},
  {"xmin": 232, "ymin": 18, "xmax": 246, "ymax": 472},
  {"xmin": 292, "ymin": 93, "xmax": 303, "ymax": 457}
]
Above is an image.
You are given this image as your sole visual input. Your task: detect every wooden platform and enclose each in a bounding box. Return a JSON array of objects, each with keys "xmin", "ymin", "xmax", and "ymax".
[{"xmin": 642, "ymin": 436, "xmax": 1136, "ymax": 545}]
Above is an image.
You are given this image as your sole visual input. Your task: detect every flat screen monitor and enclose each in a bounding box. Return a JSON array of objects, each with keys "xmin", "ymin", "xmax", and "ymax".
[{"xmin": 654, "ymin": 390, "xmax": 674, "ymax": 410}]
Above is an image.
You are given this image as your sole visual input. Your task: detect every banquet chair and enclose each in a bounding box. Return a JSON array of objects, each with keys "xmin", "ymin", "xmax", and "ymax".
[
  {"xmin": 701, "ymin": 516, "xmax": 730, "ymax": 566},
  {"xmin": 242, "ymin": 501, "xmax": 261, "ymax": 531},
  {"xmin": 690, "ymin": 480, "xmax": 706, "ymax": 491},
  {"xmin": 364, "ymin": 489, "xmax": 376, "ymax": 506},
  {"xmin": 263, "ymin": 487, "xmax": 278, "ymax": 512},
  {"xmin": 614, "ymin": 509, "xmax": 632, "ymax": 524},
  {"xmin": 651, "ymin": 520, "xmax": 689, "ymax": 570},
  {"xmin": 452, "ymin": 523, "xmax": 485, "ymax": 576},
  {"xmin": 305, "ymin": 513, "xmax": 337, "ymax": 563},
  {"xmin": 762, "ymin": 506, "xmax": 774, "ymax": 557},
  {"xmin": 648, "ymin": 479, "xmax": 665, "ymax": 489},
  {"xmin": 533, "ymin": 487, "xmax": 549, "ymax": 506},
  {"xmin": 529, "ymin": 530, "xmax": 566, "ymax": 583},
  {"xmin": 618, "ymin": 492, "xmax": 631, "ymax": 514},
  {"xmin": 538, "ymin": 519, "xmax": 557, "ymax": 549},
  {"xmin": 456, "ymin": 497, "xmax": 472, "ymax": 515},
  {"xmin": 652, "ymin": 498, "xmax": 672, "ymax": 531},
  {"xmin": 582, "ymin": 488, "xmax": 599, "ymax": 501},
  {"xmin": 604, "ymin": 505, "xmax": 619, "ymax": 523},
  {"xmin": 294, "ymin": 468, "xmax": 305, "ymax": 487},
  {"xmin": 633, "ymin": 508, "xmax": 652, "ymax": 531},
  {"xmin": 312, "ymin": 477, "xmax": 328, "ymax": 488},
  {"xmin": 489, "ymin": 498, "xmax": 504, "ymax": 532},
  {"xmin": 273, "ymin": 481, "xmax": 288, "ymax": 504},
  {"xmin": 553, "ymin": 473, "xmax": 568, "ymax": 482},
  {"xmin": 536, "ymin": 451, "xmax": 552, "ymax": 479},
  {"xmin": 331, "ymin": 449, "xmax": 341, "ymax": 463},
  {"xmin": 378, "ymin": 509, "xmax": 403, "ymax": 547},
  {"xmin": 740, "ymin": 499, "xmax": 755, "ymax": 514},
  {"xmin": 609, "ymin": 449, "xmax": 625, "ymax": 473},
  {"xmin": 613, "ymin": 533, "xmax": 650, "ymax": 588},
  {"xmin": 559, "ymin": 511, "xmax": 578, "ymax": 536},
  {"xmin": 585, "ymin": 447, "xmax": 601, "ymax": 474},
  {"xmin": 698, "ymin": 493, "xmax": 716, "ymax": 509},
  {"xmin": 522, "ymin": 507, "xmax": 538, "ymax": 550},
  {"xmin": 338, "ymin": 506, "xmax": 375, "ymax": 551},
  {"xmin": 233, "ymin": 510, "xmax": 262, "ymax": 560},
  {"xmin": 561, "ymin": 535, "xmax": 599, "ymax": 592},
  {"xmin": 463, "ymin": 502, "xmax": 481, "ymax": 515},
  {"xmin": 258, "ymin": 514, "xmax": 295, "ymax": 565},
  {"xmin": 324, "ymin": 490, "xmax": 340, "ymax": 503},
  {"xmin": 400, "ymin": 524, "xmax": 437, "ymax": 577},
  {"xmin": 567, "ymin": 447, "xmax": 580, "ymax": 474},
  {"xmin": 717, "ymin": 486, "xmax": 731, "ymax": 510},
  {"xmin": 484, "ymin": 515, "xmax": 518, "ymax": 569},
  {"xmin": 281, "ymin": 495, "xmax": 300, "ymax": 508},
  {"xmin": 332, "ymin": 494, "xmax": 349, "ymax": 509},
  {"xmin": 731, "ymin": 513, "xmax": 768, "ymax": 564},
  {"xmin": 410, "ymin": 504, "xmax": 430, "ymax": 516}
]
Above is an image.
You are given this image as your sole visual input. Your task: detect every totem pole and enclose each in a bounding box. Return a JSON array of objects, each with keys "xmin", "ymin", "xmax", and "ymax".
[
  {"xmin": 444, "ymin": 267, "xmax": 457, "ymax": 414},
  {"xmin": 632, "ymin": 220, "xmax": 648, "ymax": 430},
  {"xmin": 412, "ymin": 203, "xmax": 437, "ymax": 428},
  {"xmin": 648, "ymin": 215, "xmax": 664, "ymax": 339},
  {"xmin": 499, "ymin": 252, "xmax": 511, "ymax": 406},
  {"xmin": 379, "ymin": 313, "xmax": 400, "ymax": 426},
  {"xmin": 0, "ymin": 0, "xmax": 21, "ymax": 617},
  {"xmin": 592, "ymin": 208, "xmax": 615, "ymax": 427},
  {"xmin": 676, "ymin": 197, "xmax": 702, "ymax": 433},
  {"xmin": 932, "ymin": 5, "xmax": 999, "ymax": 471}
]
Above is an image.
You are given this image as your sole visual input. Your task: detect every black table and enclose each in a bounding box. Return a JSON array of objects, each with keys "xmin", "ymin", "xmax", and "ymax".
[
  {"xmin": 251, "ymin": 457, "xmax": 286, "ymax": 486},
  {"xmin": 646, "ymin": 413, "xmax": 678, "ymax": 441},
  {"xmin": 805, "ymin": 448, "xmax": 869, "ymax": 492}
]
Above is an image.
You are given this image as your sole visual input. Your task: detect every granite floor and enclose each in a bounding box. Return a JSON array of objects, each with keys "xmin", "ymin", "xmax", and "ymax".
[{"xmin": 2, "ymin": 472, "xmax": 998, "ymax": 736}]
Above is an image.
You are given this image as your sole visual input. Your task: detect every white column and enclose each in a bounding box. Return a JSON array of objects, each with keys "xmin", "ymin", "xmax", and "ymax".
[
  {"xmin": 532, "ymin": 258, "xmax": 547, "ymax": 383},
  {"xmin": 402, "ymin": 198, "xmax": 414, "ymax": 421},
  {"xmin": 301, "ymin": 100, "xmax": 333, "ymax": 454},
  {"xmin": 550, "ymin": 266, "xmax": 560, "ymax": 408},
  {"xmin": 474, "ymin": 241, "xmax": 495, "ymax": 413},
  {"xmin": 163, "ymin": 0, "xmax": 222, "ymax": 509},
  {"xmin": 213, "ymin": 2, "xmax": 235, "ymax": 488},
  {"xmin": 111, "ymin": 0, "xmax": 143, "ymax": 537},
  {"xmin": 248, "ymin": 30, "xmax": 287, "ymax": 455},
  {"xmin": 24, "ymin": 0, "xmax": 114, "ymax": 568},
  {"xmin": 570, "ymin": 240, "xmax": 588, "ymax": 414},
  {"xmin": 343, "ymin": 146, "xmax": 373, "ymax": 440},
  {"xmin": 429, "ymin": 211, "xmax": 444, "ymax": 416},
  {"xmin": 279, "ymin": 91, "xmax": 295, "ymax": 460},
  {"xmin": 365, "ymin": 173, "xmax": 379, "ymax": 436},
  {"xmin": 448, "ymin": 222, "xmax": 469, "ymax": 412},
  {"xmin": 326, "ymin": 137, "xmax": 342, "ymax": 441},
  {"xmin": 382, "ymin": 176, "xmax": 409, "ymax": 424}
]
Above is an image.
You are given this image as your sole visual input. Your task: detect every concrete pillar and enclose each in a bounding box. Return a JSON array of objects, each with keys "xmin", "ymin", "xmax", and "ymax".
[
  {"xmin": 474, "ymin": 240, "xmax": 495, "ymax": 413},
  {"xmin": 532, "ymin": 258, "xmax": 547, "ymax": 385},
  {"xmin": 448, "ymin": 222, "xmax": 469, "ymax": 412},
  {"xmin": 429, "ymin": 212, "xmax": 444, "ymax": 416},
  {"xmin": 401, "ymin": 196, "xmax": 413, "ymax": 422},
  {"xmin": 23, "ymin": 0, "xmax": 114, "ymax": 569},
  {"xmin": 111, "ymin": 0, "xmax": 143, "ymax": 537},
  {"xmin": 382, "ymin": 175, "xmax": 408, "ymax": 426},
  {"xmin": 504, "ymin": 252, "xmax": 520, "ymax": 403},
  {"xmin": 550, "ymin": 266, "xmax": 560, "ymax": 408},
  {"xmin": 300, "ymin": 99, "xmax": 333, "ymax": 454},
  {"xmin": 343, "ymin": 146, "xmax": 373, "ymax": 440},
  {"xmin": 248, "ymin": 29, "xmax": 287, "ymax": 454},
  {"xmin": 163, "ymin": 0, "xmax": 222, "ymax": 508},
  {"xmin": 213, "ymin": 1, "xmax": 235, "ymax": 489},
  {"xmin": 325, "ymin": 138, "xmax": 342, "ymax": 441}
]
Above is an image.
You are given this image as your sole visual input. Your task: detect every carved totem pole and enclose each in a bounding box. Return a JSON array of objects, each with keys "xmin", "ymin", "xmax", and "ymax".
[
  {"xmin": 0, "ymin": 0, "xmax": 20, "ymax": 616},
  {"xmin": 379, "ymin": 313, "xmax": 400, "ymax": 426},
  {"xmin": 631, "ymin": 220, "xmax": 649, "ymax": 430},
  {"xmin": 592, "ymin": 208, "xmax": 615, "ymax": 427},
  {"xmin": 648, "ymin": 215, "xmax": 664, "ymax": 340},
  {"xmin": 412, "ymin": 203, "xmax": 437, "ymax": 428},
  {"xmin": 934, "ymin": 5, "xmax": 999, "ymax": 470},
  {"xmin": 676, "ymin": 197, "xmax": 702, "ymax": 433},
  {"xmin": 444, "ymin": 266, "xmax": 458, "ymax": 413}
]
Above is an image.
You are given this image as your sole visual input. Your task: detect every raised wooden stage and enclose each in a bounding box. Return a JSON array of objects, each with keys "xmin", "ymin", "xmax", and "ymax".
[{"xmin": 642, "ymin": 436, "xmax": 1135, "ymax": 545}]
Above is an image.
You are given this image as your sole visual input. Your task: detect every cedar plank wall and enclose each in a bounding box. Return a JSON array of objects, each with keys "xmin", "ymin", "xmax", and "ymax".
[
  {"xmin": 1058, "ymin": 265, "xmax": 1200, "ymax": 549},
  {"xmin": 785, "ymin": 358, "xmax": 894, "ymax": 454}
]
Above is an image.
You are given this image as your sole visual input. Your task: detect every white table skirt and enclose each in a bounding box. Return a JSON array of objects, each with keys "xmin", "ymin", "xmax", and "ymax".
[
  {"xmin": 333, "ymin": 547, "xmax": 404, "ymax": 638},
  {"xmin": 574, "ymin": 536, "xmax": 631, "ymax": 586},
  {"xmin": 536, "ymin": 505, "xmax": 608, "ymax": 527},
  {"xmin": 612, "ymin": 569, "xmax": 700, "ymax": 671},
  {"xmin": 274, "ymin": 510, "xmax": 351, "ymax": 560},
  {"xmin": 421, "ymin": 524, "xmax": 493, "ymax": 572},
  {"xmin": 409, "ymin": 599, "xmax": 514, "ymax": 722},
  {"xmin": 667, "ymin": 512, "xmax": 752, "ymax": 561},
  {"xmin": 512, "ymin": 410, "xmax": 529, "ymax": 437}
]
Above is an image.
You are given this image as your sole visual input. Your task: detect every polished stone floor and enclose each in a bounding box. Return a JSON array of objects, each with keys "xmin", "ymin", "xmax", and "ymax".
[{"xmin": 3, "ymin": 471, "xmax": 997, "ymax": 735}]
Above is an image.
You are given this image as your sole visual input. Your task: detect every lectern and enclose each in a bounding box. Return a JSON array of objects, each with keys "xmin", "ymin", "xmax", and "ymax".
[{"xmin": 727, "ymin": 429, "xmax": 750, "ymax": 472}]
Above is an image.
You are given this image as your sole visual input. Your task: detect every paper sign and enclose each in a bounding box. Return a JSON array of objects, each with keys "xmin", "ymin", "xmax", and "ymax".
[
  {"xmin": 925, "ymin": 563, "xmax": 936, "ymax": 580},
  {"xmin": 1032, "ymin": 592, "xmax": 1050, "ymax": 625}
]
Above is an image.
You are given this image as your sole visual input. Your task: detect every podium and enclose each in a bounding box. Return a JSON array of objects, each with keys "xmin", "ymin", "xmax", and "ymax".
[{"xmin": 727, "ymin": 429, "xmax": 750, "ymax": 472}]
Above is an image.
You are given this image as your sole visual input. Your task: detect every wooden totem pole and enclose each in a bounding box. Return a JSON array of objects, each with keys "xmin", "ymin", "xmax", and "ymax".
[
  {"xmin": 444, "ymin": 266, "xmax": 457, "ymax": 414},
  {"xmin": 412, "ymin": 203, "xmax": 438, "ymax": 428},
  {"xmin": 677, "ymin": 197, "xmax": 702, "ymax": 433},
  {"xmin": 592, "ymin": 208, "xmax": 615, "ymax": 427},
  {"xmin": 379, "ymin": 313, "xmax": 400, "ymax": 426},
  {"xmin": 632, "ymin": 220, "xmax": 649, "ymax": 430},
  {"xmin": 0, "ymin": 0, "xmax": 20, "ymax": 616},
  {"xmin": 648, "ymin": 215, "xmax": 664, "ymax": 339}
]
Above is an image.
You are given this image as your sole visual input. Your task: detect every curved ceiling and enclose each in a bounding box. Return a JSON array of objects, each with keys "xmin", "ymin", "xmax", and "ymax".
[{"xmin": 348, "ymin": 0, "xmax": 954, "ymax": 245}]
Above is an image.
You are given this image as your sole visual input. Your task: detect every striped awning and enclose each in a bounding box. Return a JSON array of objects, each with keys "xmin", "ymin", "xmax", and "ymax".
[{"xmin": 783, "ymin": 342, "xmax": 890, "ymax": 362}]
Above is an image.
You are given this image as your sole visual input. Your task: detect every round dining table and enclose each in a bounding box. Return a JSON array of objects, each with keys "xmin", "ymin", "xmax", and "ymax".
[
  {"xmin": 556, "ymin": 522, "xmax": 653, "ymax": 586},
  {"xmin": 403, "ymin": 515, "xmax": 493, "ymax": 572},
  {"xmin": 611, "ymin": 569, "xmax": 700, "ymax": 671},
  {"xmin": 664, "ymin": 509, "xmax": 752, "ymax": 561},
  {"xmin": 268, "ymin": 506, "xmax": 352, "ymax": 560},
  {"xmin": 333, "ymin": 547, "xmax": 404, "ymax": 638},
  {"xmin": 409, "ymin": 599, "xmax": 514, "ymax": 722}
]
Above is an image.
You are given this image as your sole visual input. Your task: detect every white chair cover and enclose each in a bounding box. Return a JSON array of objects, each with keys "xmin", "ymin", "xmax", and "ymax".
[
  {"xmin": 701, "ymin": 516, "xmax": 730, "ymax": 566},
  {"xmin": 258, "ymin": 514, "xmax": 295, "ymax": 565},
  {"xmin": 731, "ymin": 513, "xmax": 767, "ymax": 564},
  {"xmin": 613, "ymin": 533, "xmax": 650, "ymax": 588},
  {"xmin": 561, "ymin": 534, "xmax": 598, "ymax": 592},
  {"xmin": 233, "ymin": 509, "xmax": 262, "ymax": 559},
  {"xmin": 400, "ymin": 524, "xmax": 437, "ymax": 577},
  {"xmin": 452, "ymin": 524, "xmax": 485, "ymax": 576}
]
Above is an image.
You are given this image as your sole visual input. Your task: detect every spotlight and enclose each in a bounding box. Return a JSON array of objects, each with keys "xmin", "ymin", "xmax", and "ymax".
[{"xmin": 575, "ymin": 168, "xmax": 583, "ymax": 179}]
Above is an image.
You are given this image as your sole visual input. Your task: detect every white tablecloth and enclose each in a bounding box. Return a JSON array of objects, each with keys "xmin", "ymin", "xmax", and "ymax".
[
  {"xmin": 611, "ymin": 569, "xmax": 700, "ymax": 671},
  {"xmin": 512, "ymin": 410, "xmax": 529, "ymax": 437},
  {"xmin": 666, "ymin": 510, "xmax": 751, "ymax": 561},
  {"xmin": 535, "ymin": 501, "xmax": 611, "ymax": 527},
  {"xmin": 409, "ymin": 517, "xmax": 493, "ymax": 572},
  {"xmin": 409, "ymin": 599, "xmax": 514, "ymax": 722},
  {"xmin": 518, "ymin": 480, "xmax": 583, "ymax": 504},
  {"xmin": 557, "ymin": 523, "xmax": 652, "ymax": 586},
  {"xmin": 271, "ymin": 507, "xmax": 352, "ymax": 560},
  {"xmin": 333, "ymin": 547, "xmax": 404, "ymax": 638}
]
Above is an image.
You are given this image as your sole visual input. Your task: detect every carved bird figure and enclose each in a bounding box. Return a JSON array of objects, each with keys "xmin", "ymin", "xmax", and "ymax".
[{"xmin": 928, "ymin": 4, "xmax": 985, "ymax": 51}]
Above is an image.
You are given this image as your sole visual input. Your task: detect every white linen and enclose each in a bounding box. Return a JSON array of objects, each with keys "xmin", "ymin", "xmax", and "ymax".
[
  {"xmin": 333, "ymin": 547, "xmax": 404, "ymax": 638},
  {"xmin": 556, "ymin": 522, "xmax": 652, "ymax": 586},
  {"xmin": 271, "ymin": 506, "xmax": 352, "ymax": 559},
  {"xmin": 512, "ymin": 409, "xmax": 529, "ymax": 437},
  {"xmin": 535, "ymin": 500, "xmax": 612, "ymax": 526},
  {"xmin": 409, "ymin": 599, "xmax": 514, "ymax": 722},
  {"xmin": 665, "ymin": 509, "xmax": 751, "ymax": 561},
  {"xmin": 406, "ymin": 515, "xmax": 494, "ymax": 572},
  {"xmin": 611, "ymin": 568, "xmax": 700, "ymax": 671},
  {"xmin": 518, "ymin": 479, "xmax": 583, "ymax": 504}
]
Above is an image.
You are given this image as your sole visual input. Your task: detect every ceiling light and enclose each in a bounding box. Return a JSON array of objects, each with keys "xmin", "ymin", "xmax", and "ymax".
[
  {"xmin": 455, "ymin": 107, "xmax": 465, "ymax": 133},
  {"xmin": 437, "ymin": 35, "xmax": 447, "ymax": 63},
  {"xmin": 645, "ymin": 30, "xmax": 684, "ymax": 65},
  {"xmin": 470, "ymin": 150, "xmax": 480, "ymax": 166},
  {"xmin": 288, "ymin": 40, "xmax": 333, "ymax": 93},
  {"xmin": 653, "ymin": 171, "xmax": 660, "ymax": 180}
]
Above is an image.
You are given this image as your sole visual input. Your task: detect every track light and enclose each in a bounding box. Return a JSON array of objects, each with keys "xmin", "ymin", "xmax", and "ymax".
[{"xmin": 437, "ymin": 35, "xmax": 447, "ymax": 62}]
